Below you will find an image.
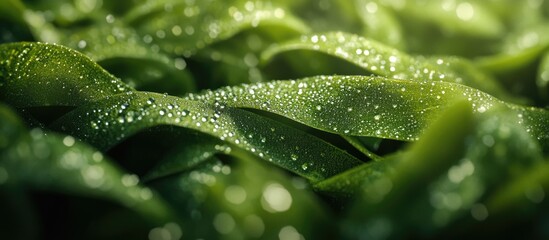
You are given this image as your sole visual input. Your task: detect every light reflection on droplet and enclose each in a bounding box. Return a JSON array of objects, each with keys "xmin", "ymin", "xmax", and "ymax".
[
  {"xmin": 63, "ymin": 136, "xmax": 75, "ymax": 147},
  {"xmin": 105, "ymin": 14, "xmax": 115, "ymax": 23},
  {"xmin": 278, "ymin": 226, "xmax": 303, "ymax": 240},
  {"xmin": 81, "ymin": 165, "xmax": 105, "ymax": 188},
  {"xmin": 224, "ymin": 185, "xmax": 247, "ymax": 204},
  {"xmin": 365, "ymin": 2, "xmax": 378, "ymax": 13},
  {"xmin": 456, "ymin": 2, "xmax": 474, "ymax": 21},
  {"xmin": 261, "ymin": 183, "xmax": 292, "ymax": 212},
  {"xmin": 121, "ymin": 174, "xmax": 139, "ymax": 187}
]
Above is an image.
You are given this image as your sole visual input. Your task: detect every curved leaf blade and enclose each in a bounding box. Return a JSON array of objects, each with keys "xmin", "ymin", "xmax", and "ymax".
[
  {"xmin": 0, "ymin": 42, "xmax": 132, "ymax": 107},
  {"xmin": 261, "ymin": 32, "xmax": 512, "ymax": 100},
  {"xmin": 51, "ymin": 92, "xmax": 363, "ymax": 182},
  {"xmin": 0, "ymin": 104, "xmax": 174, "ymax": 224},
  {"xmin": 190, "ymin": 75, "xmax": 549, "ymax": 150},
  {"xmin": 125, "ymin": 0, "xmax": 310, "ymax": 56}
]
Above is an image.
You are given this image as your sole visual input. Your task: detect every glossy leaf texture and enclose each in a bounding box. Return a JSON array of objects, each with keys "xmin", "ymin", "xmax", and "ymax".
[
  {"xmin": 0, "ymin": 42, "xmax": 132, "ymax": 107},
  {"xmin": 190, "ymin": 75, "xmax": 549, "ymax": 149},
  {"xmin": 2, "ymin": 0, "xmax": 549, "ymax": 239},
  {"xmin": 51, "ymin": 91, "xmax": 362, "ymax": 182},
  {"xmin": 262, "ymin": 32, "xmax": 516, "ymax": 102}
]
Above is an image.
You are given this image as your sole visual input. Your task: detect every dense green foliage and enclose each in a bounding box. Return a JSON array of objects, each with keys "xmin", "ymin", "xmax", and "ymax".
[{"xmin": 1, "ymin": 0, "xmax": 549, "ymax": 239}]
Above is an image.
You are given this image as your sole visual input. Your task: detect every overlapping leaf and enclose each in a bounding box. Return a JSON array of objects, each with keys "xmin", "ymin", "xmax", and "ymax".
[
  {"xmin": 124, "ymin": 0, "xmax": 310, "ymax": 56},
  {"xmin": 0, "ymin": 104, "xmax": 175, "ymax": 225},
  {"xmin": 0, "ymin": 42, "xmax": 132, "ymax": 107},
  {"xmin": 190, "ymin": 75, "xmax": 549, "ymax": 149},
  {"xmin": 1, "ymin": 1, "xmax": 549, "ymax": 239},
  {"xmin": 262, "ymin": 32, "xmax": 515, "ymax": 102},
  {"xmin": 341, "ymin": 101, "xmax": 545, "ymax": 239}
]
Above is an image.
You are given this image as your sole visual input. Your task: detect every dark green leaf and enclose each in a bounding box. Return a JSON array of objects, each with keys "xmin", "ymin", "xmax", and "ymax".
[{"xmin": 0, "ymin": 104, "xmax": 175, "ymax": 224}]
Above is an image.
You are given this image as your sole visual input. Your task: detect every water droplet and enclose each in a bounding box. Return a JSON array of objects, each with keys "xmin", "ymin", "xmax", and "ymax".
[
  {"xmin": 105, "ymin": 14, "xmax": 115, "ymax": 23},
  {"xmin": 290, "ymin": 154, "xmax": 298, "ymax": 161},
  {"xmin": 456, "ymin": 2, "xmax": 474, "ymax": 21},
  {"xmin": 261, "ymin": 183, "xmax": 292, "ymax": 212},
  {"xmin": 121, "ymin": 174, "xmax": 139, "ymax": 187},
  {"xmin": 278, "ymin": 226, "xmax": 302, "ymax": 240},
  {"xmin": 82, "ymin": 165, "xmax": 105, "ymax": 188},
  {"xmin": 311, "ymin": 35, "xmax": 319, "ymax": 43},
  {"xmin": 174, "ymin": 58, "xmax": 186, "ymax": 70},
  {"xmin": 171, "ymin": 25, "xmax": 182, "ymax": 36},
  {"xmin": 77, "ymin": 40, "xmax": 87, "ymax": 49},
  {"xmin": 225, "ymin": 185, "xmax": 247, "ymax": 204},
  {"xmin": 63, "ymin": 136, "xmax": 75, "ymax": 147}
]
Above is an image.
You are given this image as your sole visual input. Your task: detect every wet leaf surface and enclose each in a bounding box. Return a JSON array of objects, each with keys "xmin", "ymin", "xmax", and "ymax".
[{"xmin": 1, "ymin": 1, "xmax": 549, "ymax": 239}]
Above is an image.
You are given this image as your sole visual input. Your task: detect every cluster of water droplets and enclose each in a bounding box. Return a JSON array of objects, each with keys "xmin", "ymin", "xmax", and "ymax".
[
  {"xmin": 266, "ymin": 31, "xmax": 503, "ymax": 90},
  {"xmin": 0, "ymin": 42, "xmax": 134, "ymax": 107}
]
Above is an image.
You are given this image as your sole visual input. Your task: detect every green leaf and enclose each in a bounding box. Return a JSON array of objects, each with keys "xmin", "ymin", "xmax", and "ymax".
[
  {"xmin": 58, "ymin": 22, "xmax": 195, "ymax": 95},
  {"xmin": 51, "ymin": 91, "xmax": 362, "ymax": 182},
  {"xmin": 0, "ymin": 0, "xmax": 33, "ymax": 44},
  {"xmin": 342, "ymin": 103, "xmax": 544, "ymax": 239},
  {"xmin": 0, "ymin": 42, "xmax": 132, "ymax": 107},
  {"xmin": 354, "ymin": 0, "xmax": 404, "ymax": 49},
  {"xmin": 0, "ymin": 42, "xmax": 361, "ymax": 182},
  {"xmin": 313, "ymin": 154, "xmax": 397, "ymax": 198},
  {"xmin": 261, "ymin": 32, "xmax": 513, "ymax": 101},
  {"xmin": 0, "ymin": 104, "xmax": 175, "ymax": 224},
  {"xmin": 143, "ymin": 129, "xmax": 226, "ymax": 181},
  {"xmin": 124, "ymin": 0, "xmax": 310, "ymax": 56},
  {"xmin": 190, "ymin": 75, "xmax": 549, "ymax": 150},
  {"xmin": 388, "ymin": 0, "xmax": 504, "ymax": 38},
  {"xmin": 537, "ymin": 51, "xmax": 549, "ymax": 101},
  {"xmin": 0, "ymin": 0, "xmax": 26, "ymax": 25},
  {"xmin": 486, "ymin": 160, "xmax": 549, "ymax": 219},
  {"xmin": 343, "ymin": 100, "xmax": 475, "ymax": 239}
]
